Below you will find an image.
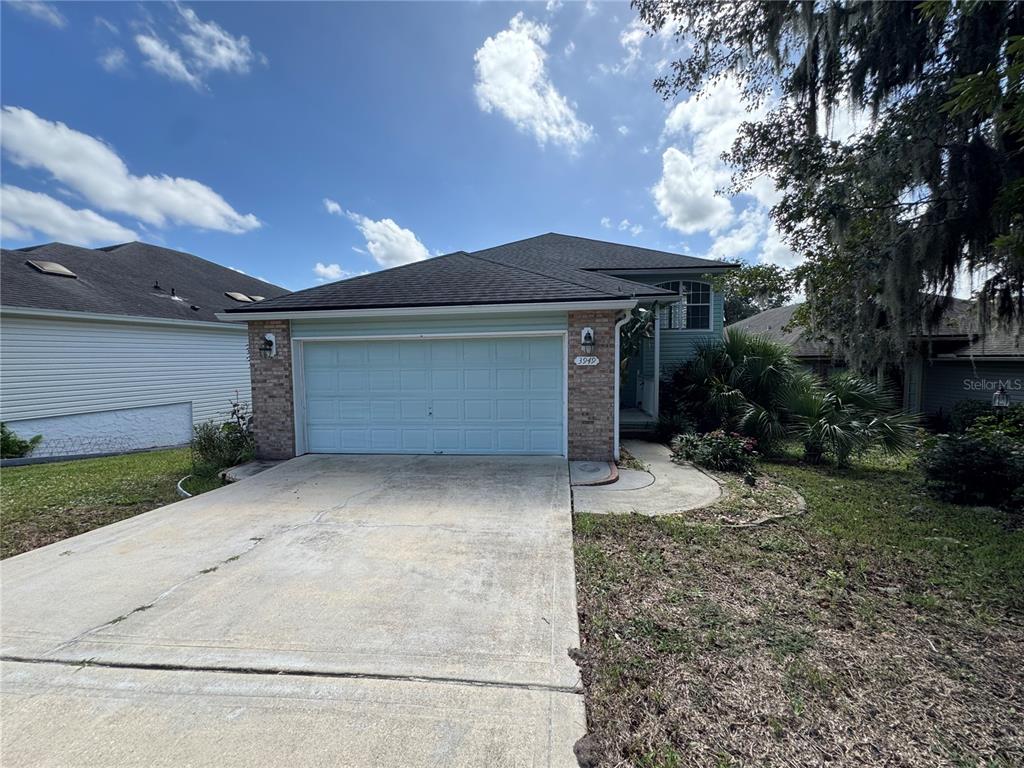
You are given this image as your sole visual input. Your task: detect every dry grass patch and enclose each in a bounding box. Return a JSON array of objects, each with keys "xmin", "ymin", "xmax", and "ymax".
[{"xmin": 573, "ymin": 452, "xmax": 1023, "ymax": 767}]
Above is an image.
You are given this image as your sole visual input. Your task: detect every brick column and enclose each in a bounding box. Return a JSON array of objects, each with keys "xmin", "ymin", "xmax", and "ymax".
[
  {"xmin": 567, "ymin": 310, "xmax": 619, "ymax": 461},
  {"xmin": 247, "ymin": 319, "xmax": 295, "ymax": 460}
]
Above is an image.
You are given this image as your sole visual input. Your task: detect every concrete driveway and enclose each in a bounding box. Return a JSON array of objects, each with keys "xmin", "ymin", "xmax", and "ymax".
[{"xmin": 1, "ymin": 455, "xmax": 584, "ymax": 767}]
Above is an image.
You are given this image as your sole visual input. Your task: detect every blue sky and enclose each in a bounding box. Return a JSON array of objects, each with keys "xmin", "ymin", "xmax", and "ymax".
[{"xmin": 1, "ymin": 0, "xmax": 797, "ymax": 290}]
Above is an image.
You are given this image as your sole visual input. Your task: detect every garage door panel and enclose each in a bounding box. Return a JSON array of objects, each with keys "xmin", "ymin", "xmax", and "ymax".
[
  {"xmin": 461, "ymin": 340, "xmax": 492, "ymax": 363},
  {"xmin": 530, "ymin": 399, "xmax": 561, "ymax": 421},
  {"xmin": 496, "ymin": 369, "xmax": 524, "ymax": 389},
  {"xmin": 401, "ymin": 400, "xmax": 429, "ymax": 420},
  {"xmin": 497, "ymin": 430, "xmax": 525, "ymax": 451},
  {"xmin": 433, "ymin": 430, "xmax": 462, "ymax": 451},
  {"xmin": 464, "ymin": 400, "xmax": 492, "ymax": 420},
  {"xmin": 336, "ymin": 345, "xmax": 365, "ymax": 365},
  {"xmin": 530, "ymin": 368, "xmax": 560, "ymax": 390},
  {"xmin": 531, "ymin": 430, "xmax": 561, "ymax": 452},
  {"xmin": 307, "ymin": 428, "xmax": 338, "ymax": 452},
  {"xmin": 431, "ymin": 369, "xmax": 461, "ymax": 390},
  {"xmin": 464, "ymin": 369, "xmax": 492, "ymax": 390},
  {"xmin": 400, "ymin": 370, "xmax": 429, "ymax": 390},
  {"xmin": 401, "ymin": 429, "xmax": 430, "ymax": 451},
  {"xmin": 302, "ymin": 336, "xmax": 564, "ymax": 455},
  {"xmin": 367, "ymin": 370, "xmax": 397, "ymax": 390}
]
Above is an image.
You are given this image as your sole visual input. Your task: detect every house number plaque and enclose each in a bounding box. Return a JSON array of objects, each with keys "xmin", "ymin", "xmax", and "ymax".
[{"xmin": 574, "ymin": 355, "xmax": 600, "ymax": 366}]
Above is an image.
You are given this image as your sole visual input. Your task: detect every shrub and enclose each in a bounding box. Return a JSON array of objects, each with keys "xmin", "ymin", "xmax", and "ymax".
[
  {"xmin": 949, "ymin": 399, "xmax": 995, "ymax": 433},
  {"xmin": 671, "ymin": 430, "xmax": 758, "ymax": 473},
  {"xmin": 966, "ymin": 404, "xmax": 1024, "ymax": 442},
  {"xmin": 782, "ymin": 371, "xmax": 920, "ymax": 466},
  {"xmin": 190, "ymin": 397, "xmax": 254, "ymax": 478},
  {"xmin": 655, "ymin": 411, "xmax": 697, "ymax": 443},
  {"xmin": 919, "ymin": 432, "xmax": 1024, "ymax": 511},
  {"xmin": 1, "ymin": 422, "xmax": 41, "ymax": 459}
]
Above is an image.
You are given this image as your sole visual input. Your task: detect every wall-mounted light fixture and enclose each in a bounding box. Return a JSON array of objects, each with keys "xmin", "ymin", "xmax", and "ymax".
[
  {"xmin": 259, "ymin": 332, "xmax": 277, "ymax": 359},
  {"xmin": 581, "ymin": 326, "xmax": 595, "ymax": 354}
]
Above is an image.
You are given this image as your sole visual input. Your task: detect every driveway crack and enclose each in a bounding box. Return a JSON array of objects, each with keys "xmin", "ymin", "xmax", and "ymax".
[
  {"xmin": 0, "ymin": 655, "xmax": 584, "ymax": 696},
  {"xmin": 44, "ymin": 535, "xmax": 270, "ymax": 655}
]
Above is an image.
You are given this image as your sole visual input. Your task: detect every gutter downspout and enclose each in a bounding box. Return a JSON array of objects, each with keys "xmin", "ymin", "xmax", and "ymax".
[{"xmin": 613, "ymin": 311, "xmax": 630, "ymax": 461}]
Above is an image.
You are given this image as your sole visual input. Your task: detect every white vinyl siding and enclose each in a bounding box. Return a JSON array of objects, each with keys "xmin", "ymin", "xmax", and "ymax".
[{"xmin": 0, "ymin": 315, "xmax": 251, "ymax": 425}]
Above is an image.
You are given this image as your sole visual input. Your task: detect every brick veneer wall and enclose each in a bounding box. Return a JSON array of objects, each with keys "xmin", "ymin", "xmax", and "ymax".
[
  {"xmin": 247, "ymin": 319, "xmax": 296, "ymax": 460},
  {"xmin": 567, "ymin": 310, "xmax": 619, "ymax": 461}
]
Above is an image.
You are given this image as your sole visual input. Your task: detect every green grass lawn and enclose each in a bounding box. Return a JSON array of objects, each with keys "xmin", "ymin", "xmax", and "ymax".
[
  {"xmin": 0, "ymin": 448, "xmax": 202, "ymax": 559},
  {"xmin": 573, "ymin": 450, "xmax": 1024, "ymax": 767}
]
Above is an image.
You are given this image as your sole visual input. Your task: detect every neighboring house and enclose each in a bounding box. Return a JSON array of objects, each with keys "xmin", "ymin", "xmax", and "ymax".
[
  {"xmin": 731, "ymin": 301, "xmax": 1024, "ymax": 416},
  {"xmin": 218, "ymin": 233, "xmax": 734, "ymax": 462},
  {"xmin": 1, "ymin": 242, "xmax": 289, "ymax": 459}
]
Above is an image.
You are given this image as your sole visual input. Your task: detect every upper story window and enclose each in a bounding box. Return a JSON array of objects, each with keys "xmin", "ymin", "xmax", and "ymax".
[{"xmin": 657, "ymin": 280, "xmax": 712, "ymax": 330}]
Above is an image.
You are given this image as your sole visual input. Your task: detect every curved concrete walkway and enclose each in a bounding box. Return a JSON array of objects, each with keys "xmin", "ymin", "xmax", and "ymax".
[{"xmin": 573, "ymin": 440, "xmax": 721, "ymax": 516}]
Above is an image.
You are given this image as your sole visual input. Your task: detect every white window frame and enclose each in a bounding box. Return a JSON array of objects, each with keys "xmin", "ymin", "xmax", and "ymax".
[{"xmin": 656, "ymin": 280, "xmax": 712, "ymax": 331}]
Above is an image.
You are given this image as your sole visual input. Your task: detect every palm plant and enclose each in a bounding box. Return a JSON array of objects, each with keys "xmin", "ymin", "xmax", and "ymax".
[
  {"xmin": 781, "ymin": 372, "xmax": 919, "ymax": 466},
  {"xmin": 675, "ymin": 328, "xmax": 794, "ymax": 451}
]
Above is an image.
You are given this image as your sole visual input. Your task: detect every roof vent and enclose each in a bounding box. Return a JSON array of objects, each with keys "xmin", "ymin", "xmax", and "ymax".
[
  {"xmin": 26, "ymin": 260, "xmax": 77, "ymax": 278},
  {"xmin": 224, "ymin": 291, "xmax": 253, "ymax": 303}
]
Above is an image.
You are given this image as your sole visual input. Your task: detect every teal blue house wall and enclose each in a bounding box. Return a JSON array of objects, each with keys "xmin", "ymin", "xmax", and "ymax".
[{"xmin": 613, "ymin": 270, "xmax": 728, "ymax": 414}]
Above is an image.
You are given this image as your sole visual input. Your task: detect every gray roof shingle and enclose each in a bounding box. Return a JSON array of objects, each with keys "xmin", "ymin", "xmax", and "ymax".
[
  {"xmin": 224, "ymin": 233, "xmax": 719, "ymax": 315},
  {"xmin": 472, "ymin": 233, "xmax": 736, "ymax": 271},
  {"xmin": 732, "ymin": 301, "xmax": 1022, "ymax": 359},
  {"xmin": 1, "ymin": 242, "xmax": 288, "ymax": 324}
]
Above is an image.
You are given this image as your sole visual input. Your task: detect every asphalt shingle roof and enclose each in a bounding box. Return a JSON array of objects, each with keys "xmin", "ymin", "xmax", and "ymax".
[
  {"xmin": 224, "ymin": 233, "xmax": 721, "ymax": 315},
  {"xmin": 732, "ymin": 301, "xmax": 1022, "ymax": 359},
  {"xmin": 1, "ymin": 242, "xmax": 289, "ymax": 324},
  {"xmin": 472, "ymin": 233, "xmax": 735, "ymax": 271}
]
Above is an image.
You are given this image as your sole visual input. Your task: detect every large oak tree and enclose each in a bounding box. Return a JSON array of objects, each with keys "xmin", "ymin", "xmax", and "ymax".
[{"xmin": 637, "ymin": 0, "xmax": 1023, "ymax": 369}]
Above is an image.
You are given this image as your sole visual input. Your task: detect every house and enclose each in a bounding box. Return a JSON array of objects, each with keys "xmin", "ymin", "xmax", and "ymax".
[
  {"xmin": 731, "ymin": 301, "xmax": 1023, "ymax": 416},
  {"xmin": 0, "ymin": 242, "xmax": 289, "ymax": 459},
  {"xmin": 218, "ymin": 233, "xmax": 735, "ymax": 462}
]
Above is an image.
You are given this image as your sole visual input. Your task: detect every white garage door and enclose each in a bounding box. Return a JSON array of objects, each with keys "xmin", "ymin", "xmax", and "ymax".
[{"xmin": 301, "ymin": 336, "xmax": 565, "ymax": 455}]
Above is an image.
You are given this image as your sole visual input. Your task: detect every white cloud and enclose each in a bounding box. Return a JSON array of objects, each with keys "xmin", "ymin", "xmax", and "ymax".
[
  {"xmin": 630, "ymin": 223, "xmax": 644, "ymax": 236},
  {"xmin": 177, "ymin": 5, "xmax": 257, "ymax": 75},
  {"xmin": 132, "ymin": 4, "xmax": 262, "ymax": 89},
  {"xmin": 617, "ymin": 125, "xmax": 629, "ymax": 136},
  {"xmin": 545, "ymin": 0, "xmax": 563, "ymax": 13},
  {"xmin": 313, "ymin": 262, "xmax": 347, "ymax": 281},
  {"xmin": 473, "ymin": 13, "xmax": 593, "ymax": 152},
  {"xmin": 1, "ymin": 105, "xmax": 261, "ymax": 234},
  {"xmin": 1, "ymin": 185, "xmax": 138, "ymax": 245},
  {"xmin": 95, "ymin": 16, "xmax": 119, "ymax": 35},
  {"xmin": 136, "ymin": 33, "xmax": 202, "ymax": 88},
  {"xmin": 757, "ymin": 224, "xmax": 801, "ymax": 268},
  {"xmin": 600, "ymin": 216, "xmax": 611, "ymax": 228},
  {"xmin": 323, "ymin": 197, "xmax": 342, "ymax": 216},
  {"xmin": 707, "ymin": 208, "xmax": 765, "ymax": 260},
  {"xmin": 345, "ymin": 211, "xmax": 429, "ymax": 268},
  {"xmin": 617, "ymin": 218, "xmax": 631, "ymax": 231},
  {"xmin": 98, "ymin": 48, "xmax": 127, "ymax": 73},
  {"xmin": 652, "ymin": 147, "xmax": 734, "ymax": 235},
  {"xmin": 563, "ymin": 40, "xmax": 575, "ymax": 58},
  {"xmin": 662, "ymin": 76, "xmax": 763, "ymax": 160},
  {"xmin": 617, "ymin": 18, "xmax": 647, "ymax": 72},
  {"xmin": 7, "ymin": 1, "xmax": 66, "ymax": 29}
]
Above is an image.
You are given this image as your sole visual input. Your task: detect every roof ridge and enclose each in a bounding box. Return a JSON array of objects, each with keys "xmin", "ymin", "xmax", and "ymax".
[{"xmin": 466, "ymin": 250, "xmax": 623, "ymax": 298}]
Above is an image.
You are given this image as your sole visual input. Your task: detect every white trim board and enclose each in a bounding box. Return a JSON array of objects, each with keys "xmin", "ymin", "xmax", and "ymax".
[
  {"xmin": 3, "ymin": 306, "xmax": 245, "ymax": 331},
  {"xmin": 217, "ymin": 299, "xmax": 637, "ymax": 322}
]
